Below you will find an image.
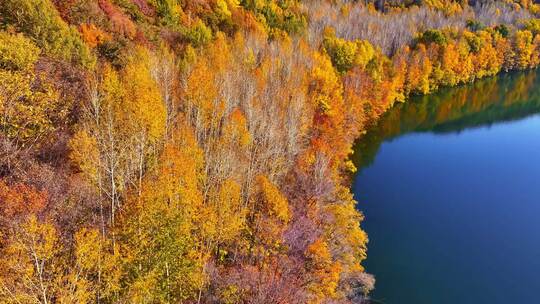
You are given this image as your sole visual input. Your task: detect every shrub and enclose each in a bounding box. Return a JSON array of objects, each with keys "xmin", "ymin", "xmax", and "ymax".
[
  {"xmin": 0, "ymin": 31, "xmax": 40, "ymax": 71},
  {"xmin": 151, "ymin": 0, "xmax": 183, "ymax": 26},
  {"xmin": 523, "ymin": 19, "xmax": 540, "ymax": 36},
  {"xmin": 466, "ymin": 20, "xmax": 486, "ymax": 32},
  {"xmin": 98, "ymin": 0, "xmax": 137, "ymax": 39},
  {"xmin": 185, "ymin": 20, "xmax": 212, "ymax": 47},
  {"xmin": 80, "ymin": 23, "xmax": 111, "ymax": 48},
  {"xmin": 324, "ymin": 35, "xmax": 358, "ymax": 73},
  {"xmin": 324, "ymin": 33, "xmax": 375, "ymax": 74},
  {"xmin": 417, "ymin": 29, "xmax": 448, "ymax": 46},
  {"xmin": 464, "ymin": 31, "xmax": 482, "ymax": 53},
  {"xmin": 495, "ymin": 24, "xmax": 510, "ymax": 38}
]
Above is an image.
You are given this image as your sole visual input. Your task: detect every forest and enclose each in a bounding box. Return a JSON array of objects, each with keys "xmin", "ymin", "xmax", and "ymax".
[{"xmin": 0, "ymin": 0, "xmax": 539, "ymax": 303}]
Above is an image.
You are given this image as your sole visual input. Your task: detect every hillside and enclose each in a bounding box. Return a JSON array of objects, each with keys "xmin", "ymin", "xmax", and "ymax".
[{"xmin": 0, "ymin": 0, "xmax": 539, "ymax": 303}]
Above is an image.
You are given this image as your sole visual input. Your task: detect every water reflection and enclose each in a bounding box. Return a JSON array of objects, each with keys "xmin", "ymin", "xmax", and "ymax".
[{"xmin": 352, "ymin": 70, "xmax": 540, "ymax": 170}]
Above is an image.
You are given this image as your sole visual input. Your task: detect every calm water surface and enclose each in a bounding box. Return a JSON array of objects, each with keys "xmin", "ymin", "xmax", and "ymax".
[{"xmin": 352, "ymin": 70, "xmax": 540, "ymax": 304}]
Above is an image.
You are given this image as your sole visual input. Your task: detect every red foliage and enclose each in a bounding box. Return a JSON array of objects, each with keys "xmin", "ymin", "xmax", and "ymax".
[
  {"xmin": 0, "ymin": 180, "xmax": 47, "ymax": 220},
  {"xmin": 98, "ymin": 0, "xmax": 137, "ymax": 39}
]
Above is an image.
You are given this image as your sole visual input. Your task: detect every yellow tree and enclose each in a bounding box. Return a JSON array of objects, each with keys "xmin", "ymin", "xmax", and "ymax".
[
  {"xmin": 0, "ymin": 216, "xmax": 66, "ymax": 304},
  {"xmin": 0, "ymin": 31, "xmax": 60, "ymax": 171},
  {"xmin": 514, "ymin": 30, "xmax": 535, "ymax": 69},
  {"xmin": 115, "ymin": 124, "xmax": 207, "ymax": 303},
  {"xmin": 249, "ymin": 175, "xmax": 290, "ymax": 259},
  {"xmin": 70, "ymin": 47, "xmax": 166, "ymax": 225},
  {"xmin": 207, "ymin": 179, "xmax": 247, "ymax": 261},
  {"xmin": 305, "ymin": 238, "xmax": 342, "ymax": 303},
  {"xmin": 70, "ymin": 228, "xmax": 122, "ymax": 303}
]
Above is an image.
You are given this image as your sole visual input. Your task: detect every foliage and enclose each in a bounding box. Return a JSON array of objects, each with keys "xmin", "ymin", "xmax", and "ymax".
[
  {"xmin": 417, "ymin": 29, "xmax": 448, "ymax": 46},
  {"xmin": 0, "ymin": 0, "xmax": 96, "ymax": 69},
  {"xmin": 241, "ymin": 0, "xmax": 306, "ymax": 34},
  {"xmin": 523, "ymin": 18, "xmax": 540, "ymax": 35},
  {"xmin": 324, "ymin": 31, "xmax": 376, "ymax": 74},
  {"xmin": 0, "ymin": 31, "xmax": 40, "ymax": 71},
  {"xmin": 185, "ymin": 19, "xmax": 213, "ymax": 47},
  {"xmin": 0, "ymin": 68, "xmax": 60, "ymax": 143},
  {"xmin": 1, "ymin": 1, "xmax": 539, "ymax": 303},
  {"xmin": 495, "ymin": 24, "xmax": 510, "ymax": 38},
  {"xmin": 80, "ymin": 23, "xmax": 111, "ymax": 48},
  {"xmin": 151, "ymin": 0, "xmax": 183, "ymax": 26},
  {"xmin": 98, "ymin": 0, "xmax": 138, "ymax": 39},
  {"xmin": 115, "ymin": 138, "xmax": 206, "ymax": 302},
  {"xmin": 466, "ymin": 19, "xmax": 486, "ymax": 32}
]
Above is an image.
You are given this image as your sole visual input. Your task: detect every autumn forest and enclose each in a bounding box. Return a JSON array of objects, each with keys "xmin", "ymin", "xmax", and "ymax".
[{"xmin": 0, "ymin": 0, "xmax": 539, "ymax": 303}]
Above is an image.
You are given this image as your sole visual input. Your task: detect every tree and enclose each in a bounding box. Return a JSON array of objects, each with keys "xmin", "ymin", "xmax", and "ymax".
[
  {"xmin": 152, "ymin": 0, "xmax": 183, "ymax": 26},
  {"xmin": 71, "ymin": 47, "xmax": 166, "ymax": 225},
  {"xmin": 98, "ymin": 0, "xmax": 137, "ymax": 40},
  {"xmin": 115, "ymin": 126, "xmax": 207, "ymax": 303},
  {"xmin": 0, "ymin": 31, "xmax": 40, "ymax": 71},
  {"xmin": 185, "ymin": 20, "xmax": 213, "ymax": 48},
  {"xmin": 324, "ymin": 34, "xmax": 360, "ymax": 74},
  {"xmin": 0, "ymin": 0, "xmax": 96, "ymax": 69},
  {"xmin": 249, "ymin": 175, "xmax": 290, "ymax": 258},
  {"xmin": 72, "ymin": 228, "xmax": 121, "ymax": 303},
  {"xmin": 150, "ymin": 44, "xmax": 179, "ymax": 138},
  {"xmin": 514, "ymin": 30, "xmax": 535, "ymax": 69},
  {"xmin": 0, "ymin": 33, "xmax": 61, "ymax": 172},
  {"xmin": 405, "ymin": 44, "xmax": 432, "ymax": 94},
  {"xmin": 207, "ymin": 179, "xmax": 247, "ymax": 260},
  {"xmin": 80, "ymin": 23, "xmax": 111, "ymax": 48},
  {"xmin": 305, "ymin": 238, "xmax": 342, "ymax": 302},
  {"xmin": 0, "ymin": 216, "xmax": 57, "ymax": 304}
]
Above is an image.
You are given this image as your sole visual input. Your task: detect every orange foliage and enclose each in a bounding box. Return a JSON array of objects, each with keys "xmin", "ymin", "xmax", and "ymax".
[
  {"xmin": 80, "ymin": 23, "xmax": 110, "ymax": 48},
  {"xmin": 98, "ymin": 0, "xmax": 137, "ymax": 39},
  {"xmin": 0, "ymin": 180, "xmax": 47, "ymax": 219}
]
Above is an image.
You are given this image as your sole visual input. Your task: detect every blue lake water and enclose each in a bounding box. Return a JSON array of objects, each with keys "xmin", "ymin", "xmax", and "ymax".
[{"xmin": 352, "ymin": 70, "xmax": 540, "ymax": 304}]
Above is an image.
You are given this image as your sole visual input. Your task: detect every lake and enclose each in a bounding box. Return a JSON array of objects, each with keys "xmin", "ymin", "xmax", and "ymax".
[{"xmin": 352, "ymin": 70, "xmax": 540, "ymax": 304}]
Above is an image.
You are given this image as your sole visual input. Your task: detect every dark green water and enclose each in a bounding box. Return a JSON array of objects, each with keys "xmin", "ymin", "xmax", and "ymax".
[{"xmin": 352, "ymin": 70, "xmax": 540, "ymax": 304}]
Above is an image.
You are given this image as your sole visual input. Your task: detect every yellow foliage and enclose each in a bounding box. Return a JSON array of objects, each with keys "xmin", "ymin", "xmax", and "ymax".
[
  {"xmin": 223, "ymin": 108, "xmax": 252, "ymax": 147},
  {"xmin": 121, "ymin": 47, "xmax": 167, "ymax": 142},
  {"xmin": 216, "ymin": 0, "xmax": 232, "ymax": 18},
  {"xmin": 69, "ymin": 130, "xmax": 100, "ymax": 184},
  {"xmin": 0, "ymin": 31, "xmax": 40, "ymax": 71},
  {"xmin": 306, "ymin": 238, "xmax": 342, "ymax": 302},
  {"xmin": 209, "ymin": 179, "xmax": 247, "ymax": 249},
  {"xmin": 405, "ymin": 44, "xmax": 432, "ymax": 94},
  {"xmin": 325, "ymin": 187, "xmax": 368, "ymax": 268},
  {"xmin": 256, "ymin": 175, "xmax": 290, "ymax": 223},
  {"xmin": 514, "ymin": 30, "xmax": 535, "ymax": 69},
  {"xmin": 0, "ymin": 216, "xmax": 60, "ymax": 303},
  {"xmin": 74, "ymin": 228, "xmax": 122, "ymax": 300},
  {"xmin": 311, "ymin": 51, "xmax": 344, "ymax": 117},
  {"xmin": 0, "ymin": 69, "xmax": 60, "ymax": 143},
  {"xmin": 116, "ymin": 126, "xmax": 207, "ymax": 302},
  {"xmin": 355, "ymin": 40, "xmax": 375, "ymax": 69}
]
